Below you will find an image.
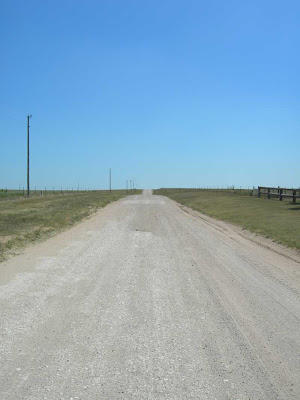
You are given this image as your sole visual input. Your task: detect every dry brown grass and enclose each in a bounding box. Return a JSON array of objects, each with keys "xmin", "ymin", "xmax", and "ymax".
[{"xmin": 0, "ymin": 190, "xmax": 140, "ymax": 261}]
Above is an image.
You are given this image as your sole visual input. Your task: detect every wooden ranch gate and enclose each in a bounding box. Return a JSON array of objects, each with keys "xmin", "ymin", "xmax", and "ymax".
[{"xmin": 258, "ymin": 186, "xmax": 300, "ymax": 203}]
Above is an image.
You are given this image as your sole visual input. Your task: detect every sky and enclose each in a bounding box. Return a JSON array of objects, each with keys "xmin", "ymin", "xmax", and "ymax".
[{"xmin": 0, "ymin": 0, "xmax": 299, "ymax": 189}]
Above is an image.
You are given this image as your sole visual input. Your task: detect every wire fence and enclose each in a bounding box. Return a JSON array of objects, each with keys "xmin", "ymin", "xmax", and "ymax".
[{"xmin": 0, "ymin": 187, "xmax": 136, "ymax": 201}]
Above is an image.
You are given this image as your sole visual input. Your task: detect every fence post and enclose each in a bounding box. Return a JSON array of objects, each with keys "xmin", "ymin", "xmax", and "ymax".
[
  {"xmin": 258, "ymin": 187, "xmax": 261, "ymax": 197},
  {"xmin": 268, "ymin": 188, "xmax": 270, "ymax": 199},
  {"xmin": 279, "ymin": 189, "xmax": 283, "ymax": 201},
  {"xmin": 293, "ymin": 190, "xmax": 296, "ymax": 203}
]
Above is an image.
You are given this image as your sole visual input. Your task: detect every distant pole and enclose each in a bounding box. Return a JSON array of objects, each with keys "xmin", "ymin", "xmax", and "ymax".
[
  {"xmin": 133, "ymin": 179, "xmax": 134, "ymax": 190},
  {"xmin": 27, "ymin": 114, "xmax": 32, "ymax": 196},
  {"xmin": 109, "ymin": 168, "xmax": 112, "ymax": 192},
  {"xmin": 126, "ymin": 180, "xmax": 128, "ymax": 193}
]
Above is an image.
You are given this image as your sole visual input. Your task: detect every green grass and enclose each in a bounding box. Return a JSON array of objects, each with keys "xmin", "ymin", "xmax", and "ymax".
[
  {"xmin": 0, "ymin": 190, "xmax": 140, "ymax": 261},
  {"xmin": 0, "ymin": 189, "xmax": 98, "ymax": 199},
  {"xmin": 154, "ymin": 188, "xmax": 300, "ymax": 250},
  {"xmin": 0, "ymin": 189, "xmax": 24, "ymax": 199}
]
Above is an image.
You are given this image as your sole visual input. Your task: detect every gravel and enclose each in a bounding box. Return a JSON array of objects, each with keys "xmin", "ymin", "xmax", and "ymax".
[{"xmin": 0, "ymin": 190, "xmax": 299, "ymax": 399}]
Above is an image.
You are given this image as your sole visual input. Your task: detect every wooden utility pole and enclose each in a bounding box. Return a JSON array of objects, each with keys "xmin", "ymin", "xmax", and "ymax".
[
  {"xmin": 27, "ymin": 115, "xmax": 32, "ymax": 196},
  {"xmin": 109, "ymin": 168, "xmax": 111, "ymax": 192}
]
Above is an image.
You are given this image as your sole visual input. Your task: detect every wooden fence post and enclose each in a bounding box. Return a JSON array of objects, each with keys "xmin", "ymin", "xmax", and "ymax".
[
  {"xmin": 279, "ymin": 189, "xmax": 283, "ymax": 201},
  {"xmin": 258, "ymin": 187, "xmax": 261, "ymax": 198},
  {"xmin": 293, "ymin": 190, "xmax": 296, "ymax": 203},
  {"xmin": 268, "ymin": 188, "xmax": 270, "ymax": 199}
]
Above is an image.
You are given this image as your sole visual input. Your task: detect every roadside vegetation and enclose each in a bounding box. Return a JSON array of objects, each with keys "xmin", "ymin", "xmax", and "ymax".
[
  {"xmin": 0, "ymin": 190, "xmax": 140, "ymax": 261},
  {"xmin": 0, "ymin": 188, "xmax": 96, "ymax": 200},
  {"xmin": 154, "ymin": 188, "xmax": 300, "ymax": 250},
  {"xmin": 0, "ymin": 189, "xmax": 24, "ymax": 199}
]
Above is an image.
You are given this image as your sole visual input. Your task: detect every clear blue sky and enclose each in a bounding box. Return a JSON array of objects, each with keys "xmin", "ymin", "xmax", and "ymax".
[{"xmin": 1, "ymin": 0, "xmax": 299, "ymax": 189}]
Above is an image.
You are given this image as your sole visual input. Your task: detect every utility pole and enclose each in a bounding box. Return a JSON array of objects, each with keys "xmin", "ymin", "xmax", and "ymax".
[
  {"xmin": 27, "ymin": 114, "xmax": 32, "ymax": 196},
  {"xmin": 109, "ymin": 168, "xmax": 111, "ymax": 192}
]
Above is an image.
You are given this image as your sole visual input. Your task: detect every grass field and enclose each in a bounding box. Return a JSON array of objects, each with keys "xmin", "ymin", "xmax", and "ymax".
[
  {"xmin": 0, "ymin": 189, "xmax": 24, "ymax": 199},
  {"xmin": 0, "ymin": 189, "xmax": 96, "ymax": 200},
  {"xmin": 154, "ymin": 189, "xmax": 300, "ymax": 250},
  {"xmin": 0, "ymin": 190, "xmax": 139, "ymax": 261}
]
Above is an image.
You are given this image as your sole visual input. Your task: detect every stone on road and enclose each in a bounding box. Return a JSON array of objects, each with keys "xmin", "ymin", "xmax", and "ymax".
[{"xmin": 0, "ymin": 190, "xmax": 299, "ymax": 399}]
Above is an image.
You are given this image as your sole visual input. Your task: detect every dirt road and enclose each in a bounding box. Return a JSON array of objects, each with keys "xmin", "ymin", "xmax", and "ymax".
[{"xmin": 1, "ymin": 190, "xmax": 299, "ymax": 399}]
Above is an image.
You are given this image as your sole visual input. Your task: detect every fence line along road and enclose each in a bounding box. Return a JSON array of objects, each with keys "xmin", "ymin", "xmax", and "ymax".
[{"xmin": 258, "ymin": 186, "xmax": 300, "ymax": 203}]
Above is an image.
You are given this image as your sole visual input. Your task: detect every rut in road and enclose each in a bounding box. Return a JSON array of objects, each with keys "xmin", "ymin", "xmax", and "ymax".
[{"xmin": 0, "ymin": 190, "xmax": 299, "ymax": 399}]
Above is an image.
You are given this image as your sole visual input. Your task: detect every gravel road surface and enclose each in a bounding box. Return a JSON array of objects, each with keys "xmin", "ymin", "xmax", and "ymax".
[{"xmin": 0, "ymin": 190, "xmax": 299, "ymax": 399}]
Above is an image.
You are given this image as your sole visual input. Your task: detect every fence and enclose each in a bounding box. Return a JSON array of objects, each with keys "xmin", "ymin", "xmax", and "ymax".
[
  {"xmin": 258, "ymin": 186, "xmax": 300, "ymax": 203},
  {"xmin": 0, "ymin": 188, "xmax": 132, "ymax": 202}
]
